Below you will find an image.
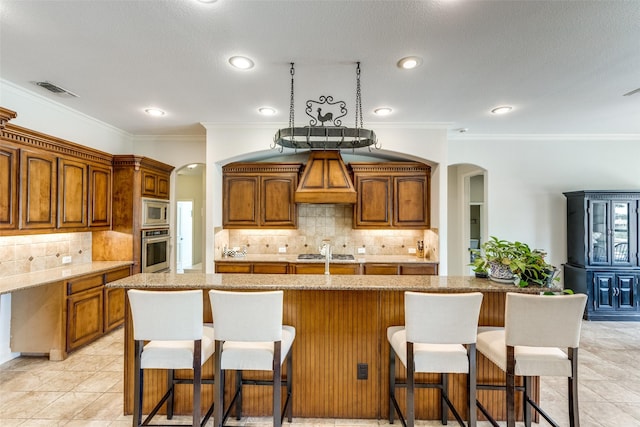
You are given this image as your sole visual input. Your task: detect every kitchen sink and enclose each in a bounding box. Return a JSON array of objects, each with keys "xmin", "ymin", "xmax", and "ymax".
[{"xmin": 297, "ymin": 253, "xmax": 355, "ymax": 261}]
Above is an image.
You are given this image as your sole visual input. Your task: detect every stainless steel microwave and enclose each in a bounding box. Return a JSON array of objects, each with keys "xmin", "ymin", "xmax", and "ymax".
[{"xmin": 141, "ymin": 198, "xmax": 170, "ymax": 228}]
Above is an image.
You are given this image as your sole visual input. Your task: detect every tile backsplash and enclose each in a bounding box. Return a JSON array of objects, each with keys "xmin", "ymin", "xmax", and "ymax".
[
  {"xmin": 217, "ymin": 204, "xmax": 439, "ymax": 258},
  {"xmin": 0, "ymin": 232, "xmax": 92, "ymax": 278}
]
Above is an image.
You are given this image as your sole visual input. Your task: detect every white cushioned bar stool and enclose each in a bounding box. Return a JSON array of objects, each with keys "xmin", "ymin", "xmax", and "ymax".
[
  {"xmin": 128, "ymin": 289, "xmax": 215, "ymax": 427},
  {"xmin": 209, "ymin": 290, "xmax": 295, "ymax": 427},
  {"xmin": 388, "ymin": 291, "xmax": 484, "ymax": 427},
  {"xmin": 475, "ymin": 292, "xmax": 587, "ymax": 427}
]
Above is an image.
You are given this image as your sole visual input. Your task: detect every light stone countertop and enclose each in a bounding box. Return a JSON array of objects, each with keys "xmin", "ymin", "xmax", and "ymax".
[
  {"xmin": 0, "ymin": 261, "xmax": 134, "ymax": 295},
  {"xmin": 215, "ymin": 254, "xmax": 439, "ymax": 264},
  {"xmin": 107, "ymin": 272, "xmax": 550, "ymax": 293}
]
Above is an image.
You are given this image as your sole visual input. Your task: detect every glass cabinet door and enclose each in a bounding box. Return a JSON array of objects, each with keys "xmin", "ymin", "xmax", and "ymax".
[
  {"xmin": 589, "ymin": 200, "xmax": 610, "ymax": 264},
  {"xmin": 612, "ymin": 201, "xmax": 632, "ymax": 265}
]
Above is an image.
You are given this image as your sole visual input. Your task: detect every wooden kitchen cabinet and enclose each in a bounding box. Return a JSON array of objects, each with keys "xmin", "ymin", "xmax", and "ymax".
[
  {"xmin": 352, "ymin": 162, "xmax": 430, "ymax": 229},
  {"xmin": 363, "ymin": 264, "xmax": 399, "ymax": 274},
  {"xmin": 58, "ymin": 158, "xmax": 88, "ymax": 229},
  {"xmin": 104, "ymin": 266, "xmax": 131, "ymax": 331},
  {"xmin": 0, "ymin": 141, "xmax": 19, "ymax": 230},
  {"xmin": 141, "ymin": 167, "xmax": 170, "ymax": 199},
  {"xmin": 88, "ymin": 164, "xmax": 112, "ymax": 228},
  {"xmin": 222, "ymin": 163, "xmax": 301, "ymax": 229},
  {"xmin": 215, "ymin": 261, "xmax": 289, "ymax": 274},
  {"xmin": 364, "ymin": 263, "xmax": 438, "ymax": 275},
  {"xmin": 20, "ymin": 148, "xmax": 58, "ymax": 230},
  {"xmin": 1, "ymin": 112, "xmax": 114, "ymax": 234},
  {"xmin": 289, "ymin": 263, "xmax": 359, "ymax": 275},
  {"xmin": 67, "ymin": 285, "xmax": 104, "ymax": 352}
]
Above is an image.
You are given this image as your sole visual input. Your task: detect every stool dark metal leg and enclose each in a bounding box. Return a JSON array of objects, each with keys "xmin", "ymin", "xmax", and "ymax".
[{"xmin": 441, "ymin": 372, "xmax": 449, "ymax": 425}]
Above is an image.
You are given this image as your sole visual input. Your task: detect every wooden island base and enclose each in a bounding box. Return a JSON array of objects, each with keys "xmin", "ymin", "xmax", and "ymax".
[{"xmin": 113, "ymin": 274, "xmax": 541, "ymax": 422}]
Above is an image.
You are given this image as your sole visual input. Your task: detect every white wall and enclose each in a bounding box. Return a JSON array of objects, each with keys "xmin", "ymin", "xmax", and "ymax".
[{"xmin": 448, "ymin": 135, "xmax": 640, "ymax": 275}]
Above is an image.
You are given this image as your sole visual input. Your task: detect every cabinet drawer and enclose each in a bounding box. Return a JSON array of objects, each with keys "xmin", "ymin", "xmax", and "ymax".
[
  {"xmin": 363, "ymin": 264, "xmax": 399, "ymax": 275},
  {"xmin": 106, "ymin": 266, "xmax": 131, "ymax": 283},
  {"xmin": 215, "ymin": 262, "xmax": 252, "ymax": 273},
  {"xmin": 67, "ymin": 274, "xmax": 103, "ymax": 295},
  {"xmin": 399, "ymin": 264, "xmax": 438, "ymax": 275},
  {"xmin": 291, "ymin": 263, "xmax": 359, "ymax": 275},
  {"xmin": 253, "ymin": 263, "xmax": 288, "ymax": 274}
]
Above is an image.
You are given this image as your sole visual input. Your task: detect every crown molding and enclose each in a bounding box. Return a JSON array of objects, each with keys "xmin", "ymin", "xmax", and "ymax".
[{"xmin": 447, "ymin": 133, "xmax": 640, "ymax": 141}]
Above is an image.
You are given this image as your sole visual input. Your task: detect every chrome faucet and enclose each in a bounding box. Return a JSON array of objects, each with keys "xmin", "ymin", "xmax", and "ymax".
[{"xmin": 319, "ymin": 239, "xmax": 332, "ymax": 275}]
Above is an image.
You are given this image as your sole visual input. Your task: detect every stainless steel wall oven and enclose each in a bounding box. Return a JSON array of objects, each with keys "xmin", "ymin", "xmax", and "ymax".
[{"xmin": 141, "ymin": 229, "xmax": 170, "ymax": 273}]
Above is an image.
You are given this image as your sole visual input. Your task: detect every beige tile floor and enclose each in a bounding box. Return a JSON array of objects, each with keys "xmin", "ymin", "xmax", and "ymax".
[{"xmin": 1, "ymin": 321, "xmax": 639, "ymax": 427}]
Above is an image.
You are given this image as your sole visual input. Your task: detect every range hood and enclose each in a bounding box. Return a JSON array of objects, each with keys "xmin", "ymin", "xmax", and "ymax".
[{"xmin": 295, "ymin": 150, "xmax": 357, "ymax": 204}]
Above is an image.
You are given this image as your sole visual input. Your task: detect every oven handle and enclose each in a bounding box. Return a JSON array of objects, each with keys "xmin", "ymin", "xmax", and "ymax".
[{"xmin": 142, "ymin": 236, "xmax": 171, "ymax": 244}]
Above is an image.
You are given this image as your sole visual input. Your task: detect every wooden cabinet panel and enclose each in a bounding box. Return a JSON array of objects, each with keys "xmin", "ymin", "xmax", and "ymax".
[
  {"xmin": 58, "ymin": 158, "xmax": 88, "ymax": 228},
  {"xmin": 399, "ymin": 263, "xmax": 438, "ymax": 275},
  {"xmin": 354, "ymin": 176, "xmax": 391, "ymax": 227},
  {"xmin": 141, "ymin": 168, "xmax": 171, "ymax": 198},
  {"xmin": 394, "ymin": 175, "xmax": 429, "ymax": 227},
  {"xmin": 363, "ymin": 264, "xmax": 399, "ymax": 275},
  {"xmin": 0, "ymin": 142, "xmax": 18, "ymax": 230},
  {"xmin": 67, "ymin": 273, "xmax": 103, "ymax": 295},
  {"xmin": 352, "ymin": 162, "xmax": 431, "ymax": 229},
  {"xmin": 215, "ymin": 262, "xmax": 252, "ymax": 273},
  {"xmin": 89, "ymin": 164, "xmax": 112, "ymax": 227},
  {"xmin": 223, "ymin": 176, "xmax": 259, "ymax": 227},
  {"xmin": 290, "ymin": 263, "xmax": 359, "ymax": 275},
  {"xmin": 253, "ymin": 262, "xmax": 289, "ymax": 274},
  {"xmin": 104, "ymin": 287, "xmax": 125, "ymax": 332},
  {"xmin": 223, "ymin": 163, "xmax": 301, "ymax": 229},
  {"xmin": 20, "ymin": 149, "xmax": 57, "ymax": 229},
  {"xmin": 261, "ymin": 175, "xmax": 297, "ymax": 227},
  {"xmin": 66, "ymin": 287, "xmax": 104, "ymax": 352}
]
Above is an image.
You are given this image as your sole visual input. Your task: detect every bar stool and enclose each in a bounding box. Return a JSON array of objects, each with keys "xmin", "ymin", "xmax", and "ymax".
[
  {"xmin": 388, "ymin": 291, "xmax": 484, "ymax": 427},
  {"xmin": 128, "ymin": 289, "xmax": 215, "ymax": 427},
  {"xmin": 475, "ymin": 292, "xmax": 587, "ymax": 427},
  {"xmin": 209, "ymin": 290, "xmax": 295, "ymax": 427}
]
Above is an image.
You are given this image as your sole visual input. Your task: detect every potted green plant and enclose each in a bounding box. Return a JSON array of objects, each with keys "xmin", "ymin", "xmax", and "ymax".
[{"xmin": 470, "ymin": 236, "xmax": 558, "ymax": 287}]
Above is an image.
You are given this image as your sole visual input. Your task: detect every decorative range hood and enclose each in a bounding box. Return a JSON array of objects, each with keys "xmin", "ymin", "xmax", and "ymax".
[{"xmin": 295, "ymin": 150, "xmax": 357, "ymax": 204}]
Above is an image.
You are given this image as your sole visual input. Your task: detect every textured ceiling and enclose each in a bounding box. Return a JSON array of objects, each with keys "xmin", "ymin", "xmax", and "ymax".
[{"xmin": 0, "ymin": 0, "xmax": 638, "ymax": 136}]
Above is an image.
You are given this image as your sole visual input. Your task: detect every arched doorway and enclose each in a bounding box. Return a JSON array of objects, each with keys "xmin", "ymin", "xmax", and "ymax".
[{"xmin": 175, "ymin": 163, "xmax": 205, "ymax": 273}]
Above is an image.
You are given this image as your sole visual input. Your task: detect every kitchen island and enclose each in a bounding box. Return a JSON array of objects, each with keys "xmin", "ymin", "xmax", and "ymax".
[{"xmin": 109, "ymin": 273, "xmax": 549, "ymax": 422}]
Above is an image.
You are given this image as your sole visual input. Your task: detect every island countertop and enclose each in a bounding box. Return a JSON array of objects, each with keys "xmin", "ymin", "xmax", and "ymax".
[{"xmin": 107, "ymin": 272, "xmax": 552, "ymax": 293}]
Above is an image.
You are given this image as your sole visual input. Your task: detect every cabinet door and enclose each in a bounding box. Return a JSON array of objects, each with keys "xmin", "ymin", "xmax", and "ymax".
[
  {"xmin": 215, "ymin": 262, "xmax": 252, "ymax": 273},
  {"xmin": 399, "ymin": 264, "xmax": 438, "ymax": 275},
  {"xmin": 588, "ymin": 200, "xmax": 610, "ymax": 265},
  {"xmin": 354, "ymin": 176, "xmax": 391, "ymax": 227},
  {"xmin": 20, "ymin": 149, "xmax": 57, "ymax": 229},
  {"xmin": 617, "ymin": 274, "xmax": 637, "ymax": 311},
  {"xmin": 611, "ymin": 200, "xmax": 635, "ymax": 267},
  {"xmin": 66, "ymin": 287, "xmax": 104, "ymax": 352},
  {"xmin": 394, "ymin": 175, "xmax": 429, "ymax": 228},
  {"xmin": 0, "ymin": 142, "xmax": 18, "ymax": 230},
  {"xmin": 223, "ymin": 175, "xmax": 259, "ymax": 227},
  {"xmin": 104, "ymin": 266, "xmax": 130, "ymax": 331},
  {"xmin": 291, "ymin": 263, "xmax": 359, "ymax": 274},
  {"xmin": 157, "ymin": 174, "xmax": 170, "ymax": 198},
  {"xmin": 363, "ymin": 264, "xmax": 399, "ymax": 275},
  {"xmin": 253, "ymin": 263, "xmax": 289, "ymax": 274},
  {"xmin": 58, "ymin": 158, "xmax": 88, "ymax": 229},
  {"xmin": 141, "ymin": 169, "xmax": 158, "ymax": 197},
  {"xmin": 592, "ymin": 272, "xmax": 615, "ymax": 312},
  {"xmin": 261, "ymin": 175, "xmax": 297, "ymax": 227},
  {"xmin": 89, "ymin": 165, "xmax": 112, "ymax": 227}
]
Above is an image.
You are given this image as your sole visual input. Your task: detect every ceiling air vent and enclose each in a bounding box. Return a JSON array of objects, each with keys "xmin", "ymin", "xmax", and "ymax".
[
  {"xmin": 34, "ymin": 81, "xmax": 79, "ymax": 98},
  {"xmin": 623, "ymin": 87, "xmax": 640, "ymax": 97}
]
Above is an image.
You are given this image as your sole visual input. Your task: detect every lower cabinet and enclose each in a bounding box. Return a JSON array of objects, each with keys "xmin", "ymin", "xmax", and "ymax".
[
  {"xmin": 10, "ymin": 264, "xmax": 131, "ymax": 360},
  {"xmin": 215, "ymin": 262, "xmax": 288, "ymax": 274},
  {"xmin": 364, "ymin": 263, "xmax": 439, "ymax": 275},
  {"xmin": 289, "ymin": 263, "xmax": 360, "ymax": 275},
  {"xmin": 564, "ymin": 264, "xmax": 640, "ymax": 320}
]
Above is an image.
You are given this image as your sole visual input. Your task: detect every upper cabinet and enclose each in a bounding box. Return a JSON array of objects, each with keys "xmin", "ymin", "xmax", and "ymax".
[
  {"xmin": 0, "ymin": 107, "xmax": 114, "ymax": 234},
  {"xmin": 223, "ymin": 163, "xmax": 301, "ymax": 229},
  {"xmin": 0, "ymin": 141, "xmax": 19, "ymax": 230},
  {"xmin": 141, "ymin": 167, "xmax": 170, "ymax": 199},
  {"xmin": 20, "ymin": 148, "xmax": 58, "ymax": 230},
  {"xmin": 351, "ymin": 162, "xmax": 431, "ymax": 229}
]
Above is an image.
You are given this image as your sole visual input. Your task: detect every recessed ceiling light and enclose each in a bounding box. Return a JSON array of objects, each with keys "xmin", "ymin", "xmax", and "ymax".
[
  {"xmin": 229, "ymin": 56, "xmax": 255, "ymax": 70},
  {"xmin": 397, "ymin": 56, "xmax": 422, "ymax": 70},
  {"xmin": 258, "ymin": 107, "xmax": 277, "ymax": 116},
  {"xmin": 187, "ymin": 164, "xmax": 198, "ymax": 169},
  {"xmin": 373, "ymin": 107, "xmax": 393, "ymax": 116},
  {"xmin": 144, "ymin": 108, "xmax": 165, "ymax": 117},
  {"xmin": 197, "ymin": 0, "xmax": 217, "ymax": 3},
  {"xmin": 490, "ymin": 106, "xmax": 513, "ymax": 115}
]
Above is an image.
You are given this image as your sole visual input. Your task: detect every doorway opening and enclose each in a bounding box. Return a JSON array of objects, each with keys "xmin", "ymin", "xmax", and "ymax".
[
  {"xmin": 175, "ymin": 163, "xmax": 205, "ymax": 273},
  {"xmin": 177, "ymin": 200, "xmax": 194, "ymax": 272}
]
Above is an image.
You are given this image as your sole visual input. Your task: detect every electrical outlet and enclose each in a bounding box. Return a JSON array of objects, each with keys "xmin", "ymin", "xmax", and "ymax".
[
  {"xmin": 357, "ymin": 247, "xmax": 366, "ymax": 254},
  {"xmin": 357, "ymin": 363, "xmax": 368, "ymax": 380},
  {"xmin": 278, "ymin": 247, "xmax": 287, "ymax": 253},
  {"xmin": 62, "ymin": 256, "xmax": 72, "ymax": 264},
  {"xmin": 408, "ymin": 247, "xmax": 417, "ymax": 254}
]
